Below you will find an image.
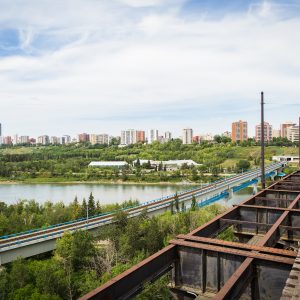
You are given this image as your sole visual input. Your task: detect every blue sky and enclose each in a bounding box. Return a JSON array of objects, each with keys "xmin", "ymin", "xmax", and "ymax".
[{"xmin": 0, "ymin": 0, "xmax": 299, "ymax": 137}]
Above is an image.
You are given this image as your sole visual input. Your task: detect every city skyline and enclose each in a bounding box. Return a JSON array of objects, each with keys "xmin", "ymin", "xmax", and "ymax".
[
  {"xmin": 1, "ymin": 119, "xmax": 299, "ymax": 145},
  {"xmin": 1, "ymin": 0, "xmax": 300, "ymax": 136}
]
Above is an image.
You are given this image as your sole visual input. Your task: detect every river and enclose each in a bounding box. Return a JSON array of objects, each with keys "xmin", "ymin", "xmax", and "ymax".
[{"xmin": 0, "ymin": 183, "xmax": 254, "ymax": 207}]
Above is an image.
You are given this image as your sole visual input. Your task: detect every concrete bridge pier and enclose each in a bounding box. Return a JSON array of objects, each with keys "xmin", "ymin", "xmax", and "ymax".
[
  {"xmin": 252, "ymin": 183, "xmax": 258, "ymax": 195},
  {"xmin": 227, "ymin": 186, "xmax": 233, "ymax": 199}
]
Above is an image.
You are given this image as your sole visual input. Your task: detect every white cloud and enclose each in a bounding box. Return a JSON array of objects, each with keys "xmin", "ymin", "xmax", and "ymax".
[{"xmin": 0, "ymin": 0, "xmax": 299, "ymax": 136}]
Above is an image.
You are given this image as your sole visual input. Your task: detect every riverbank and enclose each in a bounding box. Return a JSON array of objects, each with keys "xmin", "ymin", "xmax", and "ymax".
[{"xmin": 0, "ymin": 178, "xmax": 201, "ymax": 186}]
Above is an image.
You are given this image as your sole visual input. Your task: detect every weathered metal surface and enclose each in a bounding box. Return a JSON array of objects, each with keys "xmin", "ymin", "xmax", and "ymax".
[
  {"xmin": 79, "ymin": 245, "xmax": 177, "ymax": 300},
  {"xmin": 170, "ymin": 240, "xmax": 295, "ymax": 265},
  {"xmin": 176, "ymin": 234, "xmax": 297, "ymax": 258},
  {"xmin": 81, "ymin": 170, "xmax": 300, "ymax": 300}
]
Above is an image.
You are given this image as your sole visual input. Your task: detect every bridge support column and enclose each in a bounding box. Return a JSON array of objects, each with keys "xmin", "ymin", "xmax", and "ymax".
[
  {"xmin": 252, "ymin": 183, "xmax": 258, "ymax": 195},
  {"xmin": 227, "ymin": 187, "xmax": 233, "ymax": 199}
]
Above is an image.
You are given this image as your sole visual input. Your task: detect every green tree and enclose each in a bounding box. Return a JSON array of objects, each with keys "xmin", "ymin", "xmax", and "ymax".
[
  {"xmin": 191, "ymin": 195, "xmax": 197, "ymax": 211},
  {"xmin": 113, "ymin": 211, "xmax": 128, "ymax": 231},
  {"xmin": 236, "ymin": 160, "xmax": 250, "ymax": 172},
  {"xmin": 174, "ymin": 192, "xmax": 179, "ymax": 212},
  {"xmin": 81, "ymin": 198, "xmax": 87, "ymax": 218},
  {"xmin": 135, "ymin": 158, "xmax": 141, "ymax": 167},
  {"xmin": 170, "ymin": 200, "xmax": 174, "ymax": 215},
  {"xmin": 181, "ymin": 202, "xmax": 185, "ymax": 212},
  {"xmin": 96, "ymin": 200, "xmax": 102, "ymax": 214},
  {"xmin": 88, "ymin": 192, "xmax": 96, "ymax": 216}
]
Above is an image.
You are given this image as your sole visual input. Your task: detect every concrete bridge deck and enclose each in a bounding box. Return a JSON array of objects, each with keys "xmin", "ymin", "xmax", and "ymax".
[
  {"xmin": 80, "ymin": 169, "xmax": 300, "ymax": 300},
  {"xmin": 0, "ymin": 162, "xmax": 284, "ymax": 265}
]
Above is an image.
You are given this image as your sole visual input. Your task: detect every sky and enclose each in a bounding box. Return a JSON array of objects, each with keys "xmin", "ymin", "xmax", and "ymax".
[{"xmin": 0, "ymin": 0, "xmax": 299, "ymax": 137}]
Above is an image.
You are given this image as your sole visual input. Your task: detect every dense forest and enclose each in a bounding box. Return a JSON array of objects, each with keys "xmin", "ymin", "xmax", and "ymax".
[
  {"xmin": 0, "ymin": 203, "xmax": 226, "ymax": 300},
  {"xmin": 0, "ymin": 194, "xmax": 138, "ymax": 236},
  {"xmin": 0, "ymin": 139, "xmax": 297, "ymax": 183}
]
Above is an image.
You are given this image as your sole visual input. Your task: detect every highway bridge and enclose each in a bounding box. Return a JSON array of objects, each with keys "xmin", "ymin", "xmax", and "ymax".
[
  {"xmin": 81, "ymin": 169, "xmax": 300, "ymax": 300},
  {"xmin": 0, "ymin": 162, "xmax": 285, "ymax": 265}
]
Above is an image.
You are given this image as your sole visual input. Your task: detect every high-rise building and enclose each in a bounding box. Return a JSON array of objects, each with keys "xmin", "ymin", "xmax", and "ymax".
[
  {"xmin": 0, "ymin": 123, "xmax": 2, "ymax": 136},
  {"xmin": 136, "ymin": 131, "xmax": 145, "ymax": 143},
  {"xmin": 148, "ymin": 129, "xmax": 159, "ymax": 144},
  {"xmin": 182, "ymin": 128, "xmax": 193, "ymax": 144},
  {"xmin": 272, "ymin": 129, "xmax": 281, "ymax": 138},
  {"xmin": 13, "ymin": 134, "xmax": 18, "ymax": 145},
  {"xmin": 3, "ymin": 136, "xmax": 12, "ymax": 145},
  {"xmin": 19, "ymin": 136, "xmax": 30, "ymax": 144},
  {"xmin": 232, "ymin": 120, "xmax": 248, "ymax": 142},
  {"xmin": 286, "ymin": 125, "xmax": 299, "ymax": 142},
  {"xmin": 90, "ymin": 134, "xmax": 110, "ymax": 145},
  {"xmin": 255, "ymin": 122, "xmax": 273, "ymax": 142},
  {"xmin": 78, "ymin": 133, "xmax": 90, "ymax": 143},
  {"xmin": 164, "ymin": 131, "xmax": 172, "ymax": 142},
  {"xmin": 50, "ymin": 136, "xmax": 60, "ymax": 144},
  {"xmin": 121, "ymin": 129, "xmax": 137, "ymax": 145},
  {"xmin": 61, "ymin": 135, "xmax": 71, "ymax": 144},
  {"xmin": 281, "ymin": 122, "xmax": 296, "ymax": 138},
  {"xmin": 37, "ymin": 135, "xmax": 49, "ymax": 145}
]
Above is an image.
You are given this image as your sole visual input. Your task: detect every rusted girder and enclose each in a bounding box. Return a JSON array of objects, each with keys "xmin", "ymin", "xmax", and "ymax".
[
  {"xmin": 176, "ymin": 234, "xmax": 297, "ymax": 258},
  {"xmin": 169, "ymin": 240, "xmax": 295, "ymax": 265},
  {"xmin": 79, "ymin": 245, "xmax": 177, "ymax": 300}
]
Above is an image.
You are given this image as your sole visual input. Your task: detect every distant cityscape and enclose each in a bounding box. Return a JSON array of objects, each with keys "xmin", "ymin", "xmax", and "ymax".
[{"xmin": 0, "ymin": 120, "xmax": 298, "ymax": 146}]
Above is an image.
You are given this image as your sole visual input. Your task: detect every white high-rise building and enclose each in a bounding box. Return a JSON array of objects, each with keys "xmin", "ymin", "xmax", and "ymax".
[
  {"xmin": 148, "ymin": 129, "xmax": 159, "ymax": 144},
  {"xmin": 281, "ymin": 122, "xmax": 296, "ymax": 138},
  {"xmin": 37, "ymin": 135, "xmax": 49, "ymax": 145},
  {"xmin": 287, "ymin": 125, "xmax": 299, "ymax": 142},
  {"xmin": 50, "ymin": 136, "xmax": 60, "ymax": 144},
  {"xmin": 19, "ymin": 136, "xmax": 30, "ymax": 144},
  {"xmin": 255, "ymin": 122, "xmax": 273, "ymax": 142},
  {"xmin": 121, "ymin": 129, "xmax": 137, "ymax": 145},
  {"xmin": 164, "ymin": 131, "xmax": 172, "ymax": 141},
  {"xmin": 61, "ymin": 135, "xmax": 71, "ymax": 144},
  {"xmin": 13, "ymin": 134, "xmax": 19, "ymax": 145},
  {"xmin": 182, "ymin": 128, "xmax": 193, "ymax": 144}
]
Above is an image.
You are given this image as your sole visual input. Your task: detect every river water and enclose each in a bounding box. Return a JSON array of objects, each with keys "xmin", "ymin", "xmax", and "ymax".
[{"xmin": 0, "ymin": 183, "xmax": 254, "ymax": 207}]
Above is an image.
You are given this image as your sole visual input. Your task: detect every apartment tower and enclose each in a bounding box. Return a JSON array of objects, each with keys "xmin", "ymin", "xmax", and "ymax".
[{"xmin": 232, "ymin": 120, "xmax": 248, "ymax": 142}]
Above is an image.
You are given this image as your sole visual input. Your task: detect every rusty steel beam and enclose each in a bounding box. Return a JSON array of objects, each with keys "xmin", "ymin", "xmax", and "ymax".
[
  {"xmin": 214, "ymin": 258, "xmax": 254, "ymax": 300},
  {"xmin": 254, "ymin": 197, "xmax": 294, "ymax": 202},
  {"xmin": 238, "ymin": 204, "xmax": 295, "ymax": 211},
  {"xmin": 267, "ymin": 188, "xmax": 300, "ymax": 193},
  {"xmin": 220, "ymin": 218, "xmax": 272, "ymax": 229},
  {"xmin": 79, "ymin": 245, "xmax": 177, "ymax": 300},
  {"xmin": 176, "ymin": 234, "xmax": 297, "ymax": 258},
  {"xmin": 169, "ymin": 240, "xmax": 295, "ymax": 265},
  {"xmin": 188, "ymin": 190, "xmax": 268, "ymax": 237},
  {"xmin": 214, "ymin": 192, "xmax": 300, "ymax": 299},
  {"xmin": 280, "ymin": 225, "xmax": 300, "ymax": 232},
  {"xmin": 257, "ymin": 194, "xmax": 300, "ymax": 247}
]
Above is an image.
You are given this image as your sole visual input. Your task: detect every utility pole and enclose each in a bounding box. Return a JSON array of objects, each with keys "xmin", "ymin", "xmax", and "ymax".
[
  {"xmin": 298, "ymin": 116, "xmax": 300, "ymax": 168},
  {"xmin": 261, "ymin": 92, "xmax": 266, "ymax": 189}
]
